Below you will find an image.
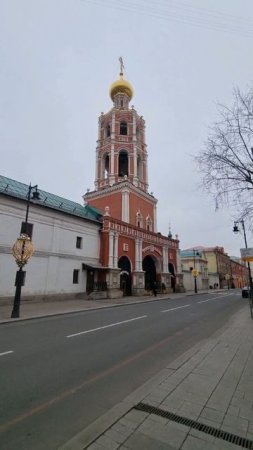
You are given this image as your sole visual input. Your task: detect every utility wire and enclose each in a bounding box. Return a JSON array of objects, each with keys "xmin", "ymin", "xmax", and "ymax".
[
  {"xmin": 83, "ymin": 0, "xmax": 253, "ymax": 38},
  {"xmin": 135, "ymin": 0, "xmax": 253, "ymax": 27}
]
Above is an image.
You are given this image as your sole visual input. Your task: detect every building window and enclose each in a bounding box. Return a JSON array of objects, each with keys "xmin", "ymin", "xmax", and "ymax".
[
  {"xmin": 118, "ymin": 150, "xmax": 128, "ymax": 177},
  {"xmin": 120, "ymin": 121, "xmax": 128, "ymax": 135},
  {"xmin": 136, "ymin": 211, "xmax": 143, "ymax": 228},
  {"xmin": 76, "ymin": 236, "xmax": 82, "ymax": 249},
  {"xmin": 146, "ymin": 215, "xmax": 152, "ymax": 232},
  {"xmin": 21, "ymin": 222, "xmax": 33, "ymax": 239},
  {"xmin": 136, "ymin": 126, "xmax": 140, "ymax": 141},
  {"xmin": 104, "ymin": 153, "xmax": 110, "ymax": 178},
  {"xmin": 73, "ymin": 269, "xmax": 79, "ymax": 284},
  {"xmin": 137, "ymin": 155, "xmax": 143, "ymax": 180},
  {"xmin": 106, "ymin": 124, "xmax": 111, "ymax": 137}
]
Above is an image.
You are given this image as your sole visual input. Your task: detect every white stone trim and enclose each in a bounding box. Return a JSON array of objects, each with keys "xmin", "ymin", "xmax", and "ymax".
[
  {"xmin": 95, "ymin": 147, "xmax": 99, "ymax": 186},
  {"xmin": 122, "ymin": 189, "xmax": 129, "ymax": 222},
  {"xmin": 153, "ymin": 204, "xmax": 157, "ymax": 232},
  {"xmin": 108, "ymin": 231, "xmax": 114, "ymax": 268},
  {"xmin": 163, "ymin": 246, "xmax": 169, "ymax": 272},
  {"xmin": 112, "ymin": 110, "xmax": 115, "ymax": 133},
  {"xmin": 110, "ymin": 111, "xmax": 115, "ymax": 178},
  {"xmin": 113, "ymin": 232, "xmax": 119, "ymax": 268},
  {"xmin": 176, "ymin": 249, "xmax": 182, "ymax": 274}
]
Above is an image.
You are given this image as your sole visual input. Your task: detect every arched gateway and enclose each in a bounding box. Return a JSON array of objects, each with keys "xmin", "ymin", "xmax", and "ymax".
[
  {"xmin": 142, "ymin": 255, "xmax": 157, "ymax": 291},
  {"xmin": 118, "ymin": 256, "xmax": 132, "ymax": 296}
]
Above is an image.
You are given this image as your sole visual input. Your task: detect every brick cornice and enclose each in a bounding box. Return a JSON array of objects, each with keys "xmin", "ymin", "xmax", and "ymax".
[{"xmin": 83, "ymin": 181, "xmax": 157, "ymax": 204}]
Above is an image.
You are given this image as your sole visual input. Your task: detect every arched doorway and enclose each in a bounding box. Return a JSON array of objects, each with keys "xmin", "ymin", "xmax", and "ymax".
[
  {"xmin": 118, "ymin": 256, "xmax": 132, "ymax": 296},
  {"xmin": 143, "ymin": 255, "xmax": 157, "ymax": 291},
  {"xmin": 169, "ymin": 263, "xmax": 176, "ymax": 292}
]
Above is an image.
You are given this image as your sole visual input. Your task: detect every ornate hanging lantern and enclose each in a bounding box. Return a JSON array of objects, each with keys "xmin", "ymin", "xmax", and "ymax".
[{"xmin": 12, "ymin": 234, "xmax": 34, "ymax": 268}]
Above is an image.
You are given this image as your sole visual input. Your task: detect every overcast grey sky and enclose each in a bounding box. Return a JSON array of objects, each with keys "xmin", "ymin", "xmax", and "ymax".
[{"xmin": 1, "ymin": 0, "xmax": 253, "ymax": 256}]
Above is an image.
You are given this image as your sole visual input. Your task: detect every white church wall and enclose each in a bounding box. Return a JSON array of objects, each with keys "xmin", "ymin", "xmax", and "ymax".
[{"xmin": 0, "ymin": 195, "xmax": 100, "ymax": 299}]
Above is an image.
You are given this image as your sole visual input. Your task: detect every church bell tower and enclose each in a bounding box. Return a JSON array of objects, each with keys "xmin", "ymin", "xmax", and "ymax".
[{"xmin": 84, "ymin": 59, "xmax": 157, "ymax": 232}]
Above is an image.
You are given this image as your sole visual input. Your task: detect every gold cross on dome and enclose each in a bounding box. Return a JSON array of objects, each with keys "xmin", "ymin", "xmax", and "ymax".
[{"xmin": 119, "ymin": 56, "xmax": 125, "ymax": 75}]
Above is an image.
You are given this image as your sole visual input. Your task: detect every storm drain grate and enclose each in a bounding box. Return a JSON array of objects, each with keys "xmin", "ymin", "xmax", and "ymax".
[{"xmin": 134, "ymin": 402, "xmax": 253, "ymax": 449}]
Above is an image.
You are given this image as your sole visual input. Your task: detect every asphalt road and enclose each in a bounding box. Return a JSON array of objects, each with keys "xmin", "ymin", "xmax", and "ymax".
[{"xmin": 0, "ymin": 290, "xmax": 244, "ymax": 450}]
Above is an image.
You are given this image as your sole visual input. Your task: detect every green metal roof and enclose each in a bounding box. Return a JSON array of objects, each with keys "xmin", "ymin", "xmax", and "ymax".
[
  {"xmin": 0, "ymin": 175, "xmax": 102, "ymax": 223},
  {"xmin": 181, "ymin": 249, "xmax": 203, "ymax": 258}
]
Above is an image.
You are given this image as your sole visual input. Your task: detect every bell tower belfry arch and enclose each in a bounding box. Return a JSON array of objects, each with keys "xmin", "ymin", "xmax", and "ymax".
[{"xmin": 84, "ymin": 59, "xmax": 157, "ymax": 232}]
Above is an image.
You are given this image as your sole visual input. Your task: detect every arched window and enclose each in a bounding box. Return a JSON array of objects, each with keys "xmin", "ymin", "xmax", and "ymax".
[
  {"xmin": 106, "ymin": 124, "xmax": 111, "ymax": 137},
  {"xmin": 103, "ymin": 153, "xmax": 110, "ymax": 178},
  {"xmin": 137, "ymin": 155, "xmax": 142, "ymax": 180},
  {"xmin": 136, "ymin": 126, "xmax": 140, "ymax": 141},
  {"xmin": 120, "ymin": 122, "xmax": 128, "ymax": 135},
  {"xmin": 118, "ymin": 150, "xmax": 128, "ymax": 177},
  {"xmin": 136, "ymin": 211, "xmax": 143, "ymax": 228},
  {"xmin": 146, "ymin": 215, "xmax": 152, "ymax": 231}
]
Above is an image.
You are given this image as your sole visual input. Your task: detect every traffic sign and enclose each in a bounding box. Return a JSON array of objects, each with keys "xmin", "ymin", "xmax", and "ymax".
[{"xmin": 241, "ymin": 248, "xmax": 253, "ymax": 262}]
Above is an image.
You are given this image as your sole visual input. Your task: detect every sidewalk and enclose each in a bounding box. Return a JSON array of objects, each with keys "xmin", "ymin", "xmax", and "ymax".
[
  {"xmin": 0, "ymin": 290, "xmax": 206, "ymax": 324},
  {"xmin": 59, "ymin": 304, "xmax": 253, "ymax": 450}
]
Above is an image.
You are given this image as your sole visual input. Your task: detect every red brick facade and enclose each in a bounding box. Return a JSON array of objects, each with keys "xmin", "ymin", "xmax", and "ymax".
[{"xmin": 230, "ymin": 259, "xmax": 249, "ymax": 288}]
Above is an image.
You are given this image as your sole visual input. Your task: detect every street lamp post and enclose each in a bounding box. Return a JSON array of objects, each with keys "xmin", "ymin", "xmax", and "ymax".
[
  {"xmin": 11, "ymin": 184, "xmax": 40, "ymax": 318},
  {"xmin": 193, "ymin": 249, "xmax": 199, "ymax": 294},
  {"xmin": 24, "ymin": 184, "xmax": 40, "ymax": 233},
  {"xmin": 233, "ymin": 219, "xmax": 253, "ymax": 292},
  {"xmin": 11, "ymin": 235, "xmax": 34, "ymax": 317}
]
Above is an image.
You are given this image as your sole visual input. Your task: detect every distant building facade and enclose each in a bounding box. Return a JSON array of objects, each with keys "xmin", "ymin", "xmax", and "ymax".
[
  {"xmin": 230, "ymin": 257, "xmax": 248, "ymax": 288},
  {"xmin": 181, "ymin": 249, "xmax": 209, "ymax": 291},
  {"xmin": 181, "ymin": 246, "xmax": 248, "ymax": 291}
]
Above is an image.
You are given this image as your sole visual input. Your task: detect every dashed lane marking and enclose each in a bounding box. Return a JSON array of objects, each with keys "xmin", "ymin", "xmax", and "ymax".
[
  {"xmin": 198, "ymin": 293, "xmax": 233, "ymax": 304},
  {"xmin": 161, "ymin": 304, "xmax": 190, "ymax": 313},
  {"xmin": 66, "ymin": 315, "xmax": 147, "ymax": 338},
  {"xmin": 0, "ymin": 351, "xmax": 14, "ymax": 357}
]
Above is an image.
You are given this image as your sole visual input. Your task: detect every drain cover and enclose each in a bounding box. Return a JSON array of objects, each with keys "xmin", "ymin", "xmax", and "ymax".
[{"xmin": 134, "ymin": 403, "xmax": 253, "ymax": 449}]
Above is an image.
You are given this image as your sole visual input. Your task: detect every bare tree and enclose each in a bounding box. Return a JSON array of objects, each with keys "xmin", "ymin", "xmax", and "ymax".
[{"xmin": 196, "ymin": 86, "xmax": 253, "ymax": 220}]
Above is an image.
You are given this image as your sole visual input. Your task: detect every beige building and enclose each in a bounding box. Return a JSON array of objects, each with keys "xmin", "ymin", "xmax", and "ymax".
[{"xmin": 201, "ymin": 247, "xmax": 231, "ymax": 289}]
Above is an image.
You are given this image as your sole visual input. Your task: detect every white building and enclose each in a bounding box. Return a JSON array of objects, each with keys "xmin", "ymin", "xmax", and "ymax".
[
  {"xmin": 0, "ymin": 175, "xmax": 104, "ymax": 303},
  {"xmin": 181, "ymin": 249, "xmax": 209, "ymax": 291}
]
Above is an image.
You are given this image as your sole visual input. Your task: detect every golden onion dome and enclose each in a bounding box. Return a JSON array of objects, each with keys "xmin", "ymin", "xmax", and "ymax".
[{"xmin": 110, "ymin": 75, "xmax": 134, "ymax": 101}]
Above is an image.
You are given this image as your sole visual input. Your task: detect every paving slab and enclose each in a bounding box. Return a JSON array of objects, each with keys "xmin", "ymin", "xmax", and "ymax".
[
  {"xmin": 123, "ymin": 430, "xmax": 176, "ymax": 450},
  {"xmin": 137, "ymin": 418, "xmax": 188, "ymax": 448},
  {"xmin": 181, "ymin": 434, "xmax": 219, "ymax": 450}
]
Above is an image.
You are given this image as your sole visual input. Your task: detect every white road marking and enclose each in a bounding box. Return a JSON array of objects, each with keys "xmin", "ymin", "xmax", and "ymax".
[
  {"xmin": 0, "ymin": 351, "xmax": 14, "ymax": 357},
  {"xmin": 67, "ymin": 315, "xmax": 147, "ymax": 338},
  {"xmin": 161, "ymin": 304, "xmax": 190, "ymax": 313},
  {"xmin": 198, "ymin": 293, "xmax": 233, "ymax": 304},
  {"xmin": 209, "ymin": 292, "xmax": 224, "ymax": 295}
]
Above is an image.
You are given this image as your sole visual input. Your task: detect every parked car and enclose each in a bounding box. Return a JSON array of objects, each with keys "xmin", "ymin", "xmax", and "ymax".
[{"xmin": 242, "ymin": 286, "xmax": 250, "ymax": 298}]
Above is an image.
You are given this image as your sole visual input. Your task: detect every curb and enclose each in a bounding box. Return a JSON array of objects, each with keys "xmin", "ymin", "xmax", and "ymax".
[
  {"xmin": 0, "ymin": 290, "xmax": 214, "ymax": 325},
  {"xmin": 0, "ymin": 296, "xmax": 173, "ymax": 325}
]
